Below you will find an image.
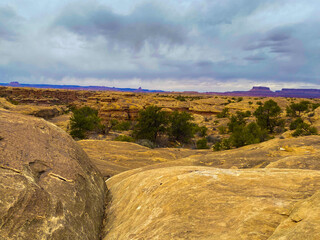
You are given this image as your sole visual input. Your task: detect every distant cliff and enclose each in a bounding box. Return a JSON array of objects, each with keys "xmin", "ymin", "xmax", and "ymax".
[
  {"xmin": 207, "ymin": 86, "xmax": 320, "ymax": 98},
  {"xmin": 2, "ymin": 82, "xmax": 320, "ymax": 98},
  {"xmin": 0, "ymin": 82, "xmax": 163, "ymax": 93}
]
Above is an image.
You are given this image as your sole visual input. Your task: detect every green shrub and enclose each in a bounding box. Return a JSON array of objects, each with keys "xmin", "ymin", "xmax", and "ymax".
[
  {"xmin": 113, "ymin": 121, "xmax": 131, "ymax": 131},
  {"xmin": 213, "ymin": 138, "xmax": 231, "ymax": 151},
  {"xmin": 292, "ymin": 122, "xmax": 318, "ymax": 137},
  {"xmin": 253, "ymin": 99, "xmax": 282, "ymax": 133},
  {"xmin": 286, "ymin": 101, "xmax": 310, "ymax": 117},
  {"xmin": 217, "ymin": 108, "xmax": 229, "ymax": 118},
  {"xmin": 230, "ymin": 122, "xmax": 268, "ymax": 148},
  {"xmin": 7, "ymin": 98, "xmax": 19, "ymax": 105},
  {"xmin": 194, "ymin": 125, "xmax": 208, "ymax": 137},
  {"xmin": 133, "ymin": 106, "xmax": 168, "ymax": 142},
  {"xmin": 227, "ymin": 111, "xmax": 248, "ymax": 133},
  {"xmin": 244, "ymin": 110, "xmax": 251, "ymax": 117},
  {"xmin": 137, "ymin": 139, "xmax": 156, "ymax": 148},
  {"xmin": 237, "ymin": 97, "xmax": 243, "ymax": 102},
  {"xmin": 312, "ymin": 103, "xmax": 320, "ymax": 110},
  {"xmin": 69, "ymin": 106, "xmax": 102, "ymax": 139},
  {"xmin": 168, "ymin": 111, "xmax": 194, "ymax": 143},
  {"xmin": 176, "ymin": 95, "xmax": 186, "ymax": 101},
  {"xmin": 289, "ymin": 118, "xmax": 304, "ymax": 130},
  {"xmin": 196, "ymin": 138, "xmax": 210, "ymax": 149},
  {"xmin": 206, "ymin": 135, "xmax": 220, "ymax": 143},
  {"xmin": 218, "ymin": 125, "xmax": 227, "ymax": 134},
  {"xmin": 114, "ymin": 135, "xmax": 135, "ymax": 142}
]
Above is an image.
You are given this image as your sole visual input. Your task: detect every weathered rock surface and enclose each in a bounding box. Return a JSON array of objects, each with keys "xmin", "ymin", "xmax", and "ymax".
[
  {"xmin": 98, "ymin": 136, "xmax": 320, "ymax": 183},
  {"xmin": 0, "ymin": 97, "xmax": 66, "ymax": 119},
  {"xmin": 103, "ymin": 166, "xmax": 320, "ymax": 240},
  {"xmin": 0, "ymin": 109, "xmax": 106, "ymax": 240},
  {"xmin": 78, "ymin": 140, "xmax": 210, "ymax": 178},
  {"xmin": 268, "ymin": 190, "xmax": 320, "ymax": 239}
]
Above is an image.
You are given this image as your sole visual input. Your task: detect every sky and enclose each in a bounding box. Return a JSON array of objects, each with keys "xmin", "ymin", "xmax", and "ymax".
[{"xmin": 0, "ymin": 0, "xmax": 320, "ymax": 92}]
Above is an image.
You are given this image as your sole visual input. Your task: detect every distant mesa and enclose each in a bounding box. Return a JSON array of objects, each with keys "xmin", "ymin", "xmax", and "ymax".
[
  {"xmin": 9, "ymin": 81, "xmax": 20, "ymax": 86},
  {"xmin": 209, "ymin": 86, "xmax": 320, "ymax": 98},
  {"xmin": 0, "ymin": 82, "xmax": 163, "ymax": 93},
  {"xmin": 134, "ymin": 87, "xmax": 143, "ymax": 92},
  {"xmin": 249, "ymin": 86, "xmax": 272, "ymax": 92},
  {"xmin": 2, "ymin": 81, "xmax": 320, "ymax": 98}
]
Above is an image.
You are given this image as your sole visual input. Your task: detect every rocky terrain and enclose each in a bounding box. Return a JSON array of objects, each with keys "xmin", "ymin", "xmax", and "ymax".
[
  {"xmin": 0, "ymin": 109, "xmax": 106, "ymax": 239},
  {"xmin": 1, "ymin": 88, "xmax": 320, "ymax": 239},
  {"xmin": 78, "ymin": 140, "xmax": 210, "ymax": 178},
  {"xmin": 3, "ymin": 86, "xmax": 320, "ymax": 134},
  {"xmin": 104, "ymin": 167, "xmax": 320, "ymax": 240}
]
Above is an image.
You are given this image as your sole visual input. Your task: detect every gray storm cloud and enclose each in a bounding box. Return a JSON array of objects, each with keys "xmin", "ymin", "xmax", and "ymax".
[
  {"xmin": 0, "ymin": 0, "xmax": 319, "ymax": 91},
  {"xmin": 53, "ymin": 2, "xmax": 187, "ymax": 50},
  {"xmin": 0, "ymin": 6, "xmax": 21, "ymax": 40}
]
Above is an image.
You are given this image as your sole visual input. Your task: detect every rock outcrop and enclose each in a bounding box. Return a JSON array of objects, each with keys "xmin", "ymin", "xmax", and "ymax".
[
  {"xmin": 103, "ymin": 166, "xmax": 320, "ymax": 240},
  {"xmin": 0, "ymin": 109, "xmax": 106, "ymax": 240},
  {"xmin": 78, "ymin": 140, "xmax": 210, "ymax": 178}
]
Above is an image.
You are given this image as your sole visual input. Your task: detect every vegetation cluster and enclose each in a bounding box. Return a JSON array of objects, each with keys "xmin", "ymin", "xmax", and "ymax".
[{"xmin": 69, "ymin": 98, "xmax": 319, "ymax": 151}]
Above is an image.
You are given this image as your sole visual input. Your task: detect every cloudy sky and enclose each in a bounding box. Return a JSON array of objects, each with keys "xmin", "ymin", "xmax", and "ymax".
[{"xmin": 0, "ymin": 0, "xmax": 320, "ymax": 91}]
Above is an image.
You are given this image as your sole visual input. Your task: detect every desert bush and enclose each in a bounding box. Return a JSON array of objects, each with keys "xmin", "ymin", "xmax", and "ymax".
[
  {"xmin": 6, "ymin": 98, "xmax": 19, "ymax": 105},
  {"xmin": 69, "ymin": 106, "xmax": 102, "ymax": 139},
  {"xmin": 286, "ymin": 101, "xmax": 310, "ymax": 117},
  {"xmin": 312, "ymin": 103, "xmax": 320, "ymax": 110},
  {"xmin": 213, "ymin": 138, "xmax": 231, "ymax": 151},
  {"xmin": 289, "ymin": 118, "xmax": 304, "ymax": 130},
  {"xmin": 114, "ymin": 135, "xmax": 135, "ymax": 142},
  {"xmin": 112, "ymin": 121, "xmax": 131, "ymax": 131},
  {"xmin": 227, "ymin": 111, "xmax": 249, "ymax": 133},
  {"xmin": 292, "ymin": 123, "xmax": 318, "ymax": 137},
  {"xmin": 136, "ymin": 139, "xmax": 156, "ymax": 148},
  {"xmin": 133, "ymin": 105, "xmax": 168, "ymax": 142},
  {"xmin": 206, "ymin": 135, "xmax": 221, "ymax": 143},
  {"xmin": 196, "ymin": 138, "xmax": 210, "ymax": 149},
  {"xmin": 237, "ymin": 97, "xmax": 243, "ymax": 102},
  {"xmin": 217, "ymin": 108, "xmax": 229, "ymax": 118},
  {"xmin": 230, "ymin": 122, "xmax": 268, "ymax": 148},
  {"xmin": 204, "ymin": 117, "xmax": 211, "ymax": 122},
  {"xmin": 176, "ymin": 95, "xmax": 186, "ymax": 101},
  {"xmin": 194, "ymin": 125, "xmax": 208, "ymax": 137},
  {"xmin": 218, "ymin": 125, "xmax": 227, "ymax": 134},
  {"xmin": 168, "ymin": 111, "xmax": 194, "ymax": 143},
  {"xmin": 254, "ymin": 99, "xmax": 282, "ymax": 133}
]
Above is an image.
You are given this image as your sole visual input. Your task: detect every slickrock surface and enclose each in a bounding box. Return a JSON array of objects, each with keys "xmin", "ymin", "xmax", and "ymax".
[
  {"xmin": 0, "ymin": 110, "xmax": 106, "ymax": 240},
  {"xmin": 97, "ymin": 136, "xmax": 320, "ymax": 183},
  {"xmin": 103, "ymin": 166, "xmax": 320, "ymax": 240},
  {"xmin": 268, "ymin": 190, "xmax": 320, "ymax": 239},
  {"xmin": 0, "ymin": 97, "xmax": 66, "ymax": 119},
  {"xmin": 78, "ymin": 140, "xmax": 210, "ymax": 178}
]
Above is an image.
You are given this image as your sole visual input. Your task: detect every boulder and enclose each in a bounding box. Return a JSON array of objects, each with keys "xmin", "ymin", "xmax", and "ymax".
[
  {"xmin": 0, "ymin": 109, "xmax": 106, "ymax": 240},
  {"xmin": 103, "ymin": 166, "xmax": 320, "ymax": 240}
]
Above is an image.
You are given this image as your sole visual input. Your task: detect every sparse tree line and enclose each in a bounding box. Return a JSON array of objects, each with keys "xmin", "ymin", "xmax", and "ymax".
[
  {"xmin": 69, "ymin": 99, "xmax": 319, "ymax": 150},
  {"xmin": 69, "ymin": 105, "xmax": 209, "ymax": 149},
  {"xmin": 214, "ymin": 99, "xmax": 318, "ymax": 150}
]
